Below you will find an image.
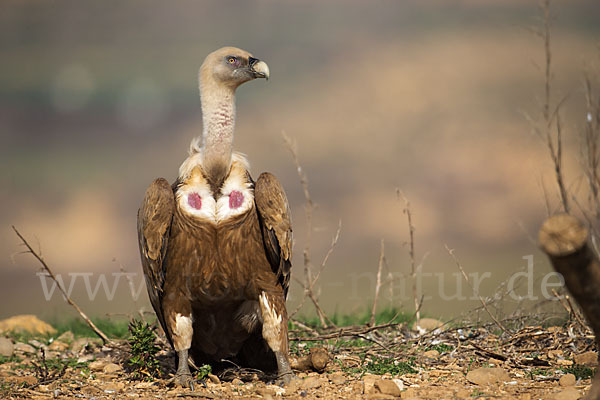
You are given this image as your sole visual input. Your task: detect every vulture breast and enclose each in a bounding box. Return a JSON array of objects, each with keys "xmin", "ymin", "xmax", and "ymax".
[{"xmin": 176, "ymin": 160, "xmax": 254, "ymax": 223}]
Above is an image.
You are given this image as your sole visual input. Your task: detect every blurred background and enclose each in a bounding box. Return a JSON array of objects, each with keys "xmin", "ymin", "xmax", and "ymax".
[{"xmin": 2, "ymin": 0, "xmax": 600, "ymax": 323}]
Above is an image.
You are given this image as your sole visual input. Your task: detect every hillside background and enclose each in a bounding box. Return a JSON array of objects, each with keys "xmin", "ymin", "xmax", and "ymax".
[{"xmin": 2, "ymin": 0, "xmax": 600, "ymax": 321}]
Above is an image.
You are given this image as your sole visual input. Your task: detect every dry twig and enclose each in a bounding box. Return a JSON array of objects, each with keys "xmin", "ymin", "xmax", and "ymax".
[
  {"xmin": 12, "ymin": 225, "xmax": 112, "ymax": 344},
  {"xmin": 397, "ymin": 190, "xmax": 420, "ymax": 325},
  {"xmin": 283, "ymin": 131, "xmax": 337, "ymax": 328},
  {"xmin": 370, "ymin": 240, "xmax": 386, "ymax": 327},
  {"xmin": 445, "ymin": 244, "xmax": 510, "ymax": 334}
]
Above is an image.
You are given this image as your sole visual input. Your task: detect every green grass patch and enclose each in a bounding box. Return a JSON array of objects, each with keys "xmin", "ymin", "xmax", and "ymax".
[
  {"xmin": 365, "ymin": 355, "xmax": 417, "ymax": 376},
  {"xmin": 52, "ymin": 317, "xmax": 131, "ymax": 339},
  {"xmin": 0, "ymin": 355, "xmax": 23, "ymax": 365},
  {"xmin": 561, "ymin": 365, "xmax": 596, "ymax": 380},
  {"xmin": 295, "ymin": 307, "xmax": 412, "ymax": 328},
  {"xmin": 425, "ymin": 343, "xmax": 454, "ymax": 353}
]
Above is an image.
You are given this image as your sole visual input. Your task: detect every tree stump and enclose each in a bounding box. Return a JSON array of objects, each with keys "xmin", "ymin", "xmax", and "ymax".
[{"xmin": 539, "ymin": 214, "xmax": 600, "ymax": 400}]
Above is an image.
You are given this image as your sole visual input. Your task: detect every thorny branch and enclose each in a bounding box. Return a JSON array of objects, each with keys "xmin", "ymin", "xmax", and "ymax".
[{"xmin": 12, "ymin": 225, "xmax": 112, "ymax": 344}]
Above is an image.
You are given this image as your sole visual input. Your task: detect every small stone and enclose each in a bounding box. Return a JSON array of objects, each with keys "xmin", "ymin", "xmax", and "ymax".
[
  {"xmin": 14, "ymin": 342, "xmax": 36, "ymax": 354},
  {"xmin": 0, "ymin": 337, "xmax": 14, "ymax": 357},
  {"xmin": 102, "ymin": 382, "xmax": 125, "ymax": 393},
  {"xmin": 0, "ymin": 314, "xmax": 57, "ymax": 336},
  {"xmin": 56, "ymin": 331, "xmax": 74, "ymax": 343},
  {"xmin": 6, "ymin": 375, "xmax": 38, "ymax": 385},
  {"xmin": 71, "ymin": 338, "xmax": 91, "ymax": 353},
  {"xmin": 466, "ymin": 367, "xmax": 510, "ymax": 385},
  {"xmin": 556, "ymin": 359, "xmax": 573, "ymax": 366},
  {"xmin": 552, "ymin": 387, "xmax": 580, "ymax": 400},
  {"xmin": 574, "ymin": 351, "xmax": 598, "ymax": 366},
  {"xmin": 392, "ymin": 379, "xmax": 404, "ymax": 391},
  {"xmin": 48, "ymin": 340, "xmax": 69, "ymax": 352},
  {"xmin": 231, "ymin": 378, "xmax": 243, "ymax": 385},
  {"xmin": 89, "ymin": 360, "xmax": 106, "ymax": 372},
  {"xmin": 103, "ymin": 362, "xmax": 122, "ymax": 374},
  {"xmin": 559, "ymin": 373, "xmax": 576, "ymax": 387},
  {"xmin": 412, "ymin": 318, "xmax": 444, "ymax": 332},
  {"xmin": 134, "ymin": 381, "xmax": 156, "ymax": 389},
  {"xmin": 207, "ymin": 373, "xmax": 220, "ymax": 384},
  {"xmin": 375, "ymin": 379, "xmax": 403, "ymax": 396},
  {"xmin": 329, "ymin": 372, "xmax": 346, "ymax": 385},
  {"xmin": 286, "ymin": 377, "xmax": 301, "ymax": 393},
  {"xmin": 29, "ymin": 339, "xmax": 46, "ymax": 349},
  {"xmin": 363, "ymin": 374, "xmax": 379, "ymax": 394},
  {"xmin": 258, "ymin": 387, "xmax": 276, "ymax": 398},
  {"xmin": 309, "ymin": 347, "xmax": 329, "ymax": 372},
  {"xmin": 423, "ymin": 350, "xmax": 440, "ymax": 359},
  {"xmin": 301, "ymin": 375, "xmax": 321, "ymax": 390}
]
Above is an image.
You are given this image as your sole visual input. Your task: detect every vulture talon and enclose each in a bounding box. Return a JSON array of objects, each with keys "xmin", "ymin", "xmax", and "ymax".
[
  {"xmin": 275, "ymin": 371, "xmax": 296, "ymax": 386},
  {"xmin": 174, "ymin": 373, "xmax": 194, "ymax": 390}
]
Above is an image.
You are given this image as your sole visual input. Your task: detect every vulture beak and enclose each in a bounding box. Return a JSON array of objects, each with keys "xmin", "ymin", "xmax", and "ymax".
[{"xmin": 249, "ymin": 57, "xmax": 270, "ymax": 80}]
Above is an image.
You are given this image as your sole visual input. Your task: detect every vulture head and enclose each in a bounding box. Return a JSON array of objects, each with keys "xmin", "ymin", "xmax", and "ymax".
[{"xmin": 200, "ymin": 46, "xmax": 270, "ymax": 90}]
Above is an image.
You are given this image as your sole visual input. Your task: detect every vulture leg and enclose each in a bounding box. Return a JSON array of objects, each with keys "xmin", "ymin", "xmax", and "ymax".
[
  {"xmin": 175, "ymin": 348, "xmax": 194, "ymax": 389},
  {"xmin": 258, "ymin": 292, "xmax": 294, "ymax": 384},
  {"xmin": 164, "ymin": 299, "xmax": 194, "ymax": 388}
]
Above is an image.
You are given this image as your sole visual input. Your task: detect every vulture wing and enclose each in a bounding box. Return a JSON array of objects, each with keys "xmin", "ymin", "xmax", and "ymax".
[
  {"xmin": 254, "ymin": 172, "xmax": 292, "ymax": 299},
  {"xmin": 137, "ymin": 178, "xmax": 175, "ymax": 340}
]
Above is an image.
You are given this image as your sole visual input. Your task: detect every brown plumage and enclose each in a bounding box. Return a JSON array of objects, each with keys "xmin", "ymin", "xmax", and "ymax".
[{"xmin": 137, "ymin": 47, "xmax": 293, "ymax": 387}]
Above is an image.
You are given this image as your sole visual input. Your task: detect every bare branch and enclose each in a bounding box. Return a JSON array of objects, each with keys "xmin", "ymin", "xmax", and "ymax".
[
  {"xmin": 445, "ymin": 244, "xmax": 510, "ymax": 334},
  {"xmin": 370, "ymin": 239, "xmax": 385, "ymax": 327},
  {"xmin": 397, "ymin": 189, "xmax": 420, "ymax": 325},
  {"xmin": 12, "ymin": 226, "xmax": 112, "ymax": 344},
  {"xmin": 282, "ymin": 131, "xmax": 335, "ymax": 328}
]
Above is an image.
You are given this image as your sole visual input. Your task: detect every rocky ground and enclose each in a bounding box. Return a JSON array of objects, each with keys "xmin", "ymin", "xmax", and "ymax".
[{"xmin": 0, "ymin": 315, "xmax": 598, "ymax": 400}]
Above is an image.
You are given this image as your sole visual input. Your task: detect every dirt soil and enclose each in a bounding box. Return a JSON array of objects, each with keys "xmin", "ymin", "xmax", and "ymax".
[{"xmin": 0, "ymin": 322, "xmax": 598, "ymax": 400}]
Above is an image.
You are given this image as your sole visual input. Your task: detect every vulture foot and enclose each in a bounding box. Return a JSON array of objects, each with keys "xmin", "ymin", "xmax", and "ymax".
[
  {"xmin": 275, "ymin": 371, "xmax": 296, "ymax": 386},
  {"xmin": 174, "ymin": 349, "xmax": 194, "ymax": 390},
  {"xmin": 174, "ymin": 372, "xmax": 195, "ymax": 390},
  {"xmin": 274, "ymin": 350, "xmax": 295, "ymax": 386}
]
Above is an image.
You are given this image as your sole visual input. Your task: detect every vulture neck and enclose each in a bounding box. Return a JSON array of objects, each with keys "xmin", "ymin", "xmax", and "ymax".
[{"xmin": 200, "ymin": 82, "xmax": 237, "ymax": 189}]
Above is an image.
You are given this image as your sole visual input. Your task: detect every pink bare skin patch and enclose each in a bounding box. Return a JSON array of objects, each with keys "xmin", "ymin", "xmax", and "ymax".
[
  {"xmin": 229, "ymin": 190, "xmax": 244, "ymax": 209},
  {"xmin": 187, "ymin": 192, "xmax": 202, "ymax": 210}
]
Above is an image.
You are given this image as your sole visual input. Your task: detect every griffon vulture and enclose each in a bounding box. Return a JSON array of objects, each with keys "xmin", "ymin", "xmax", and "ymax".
[{"xmin": 137, "ymin": 47, "xmax": 293, "ymax": 387}]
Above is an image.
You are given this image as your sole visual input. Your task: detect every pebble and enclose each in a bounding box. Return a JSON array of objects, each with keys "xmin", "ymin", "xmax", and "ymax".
[
  {"xmin": 573, "ymin": 351, "xmax": 598, "ymax": 366},
  {"xmin": 0, "ymin": 337, "xmax": 14, "ymax": 357},
  {"xmin": 6, "ymin": 375, "xmax": 38, "ymax": 385},
  {"xmin": 231, "ymin": 378, "xmax": 243, "ymax": 385},
  {"xmin": 375, "ymin": 379, "xmax": 402, "ymax": 396},
  {"xmin": 103, "ymin": 362, "xmax": 123, "ymax": 374},
  {"xmin": 559, "ymin": 373, "xmax": 576, "ymax": 387},
  {"xmin": 363, "ymin": 374, "xmax": 379, "ymax": 394},
  {"xmin": 207, "ymin": 373, "xmax": 220, "ymax": 384},
  {"xmin": 412, "ymin": 318, "xmax": 444, "ymax": 332},
  {"xmin": 56, "ymin": 330, "xmax": 75, "ymax": 343},
  {"xmin": 102, "ymin": 382, "xmax": 125, "ymax": 393},
  {"xmin": 329, "ymin": 372, "xmax": 346, "ymax": 385},
  {"xmin": 552, "ymin": 387, "xmax": 580, "ymax": 400},
  {"xmin": 0, "ymin": 314, "xmax": 57, "ymax": 335},
  {"xmin": 89, "ymin": 360, "xmax": 107, "ymax": 372},
  {"xmin": 301, "ymin": 375, "xmax": 322, "ymax": 390},
  {"xmin": 48, "ymin": 340, "xmax": 69, "ymax": 352},
  {"xmin": 466, "ymin": 367, "xmax": 510, "ymax": 385},
  {"xmin": 423, "ymin": 349, "xmax": 440, "ymax": 359},
  {"xmin": 71, "ymin": 338, "xmax": 91, "ymax": 353},
  {"xmin": 14, "ymin": 342, "xmax": 36, "ymax": 354}
]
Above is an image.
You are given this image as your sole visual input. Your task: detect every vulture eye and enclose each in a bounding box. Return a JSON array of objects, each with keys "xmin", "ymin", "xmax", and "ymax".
[{"xmin": 227, "ymin": 57, "xmax": 236, "ymax": 64}]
